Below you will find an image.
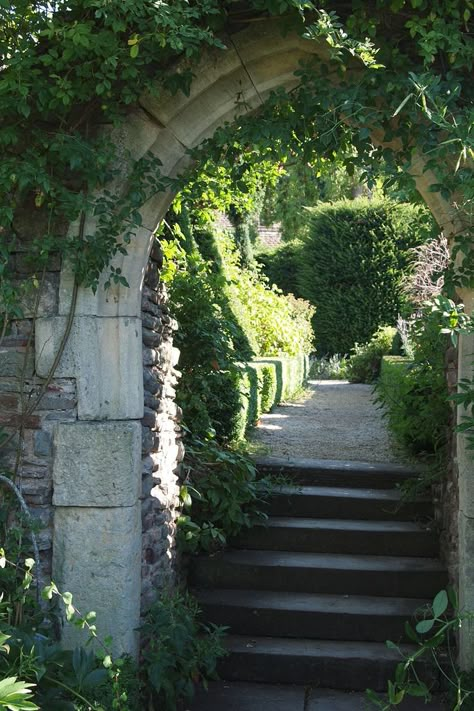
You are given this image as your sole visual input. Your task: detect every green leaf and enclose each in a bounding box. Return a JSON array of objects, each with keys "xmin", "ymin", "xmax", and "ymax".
[
  {"xmin": 415, "ymin": 618, "xmax": 435, "ymax": 634},
  {"xmin": 432, "ymin": 590, "xmax": 448, "ymax": 618}
]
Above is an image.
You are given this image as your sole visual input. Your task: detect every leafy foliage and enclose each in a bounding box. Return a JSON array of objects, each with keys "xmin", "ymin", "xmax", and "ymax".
[
  {"xmin": 177, "ymin": 435, "xmax": 273, "ymax": 554},
  {"xmin": 296, "ymin": 199, "xmax": 436, "ymax": 355},
  {"xmin": 166, "ymin": 215, "xmax": 313, "ymax": 441},
  {"xmin": 0, "ymin": 675, "xmax": 38, "ymax": 711},
  {"xmin": 376, "ymin": 298, "xmax": 453, "ymax": 457},
  {"xmin": 347, "ymin": 326, "xmax": 398, "ymax": 384},
  {"xmin": 140, "ymin": 590, "xmax": 227, "ymax": 710},
  {"xmin": 260, "ymin": 160, "xmax": 369, "ymax": 243},
  {"xmin": 367, "ymin": 588, "xmax": 473, "ymax": 711},
  {"xmin": 215, "ymin": 232, "xmax": 315, "ymax": 359},
  {"xmin": 257, "ymin": 241, "xmax": 303, "ymax": 299},
  {"xmin": 0, "ymin": 550, "xmax": 137, "ymax": 710},
  {"xmin": 309, "ymin": 355, "xmax": 349, "ymax": 380}
]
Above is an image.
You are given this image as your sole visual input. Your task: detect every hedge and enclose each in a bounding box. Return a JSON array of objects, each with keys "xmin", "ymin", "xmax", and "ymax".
[
  {"xmin": 253, "ymin": 354, "xmax": 309, "ymax": 407},
  {"xmin": 296, "ymin": 198, "xmax": 436, "ymax": 355},
  {"xmin": 216, "ymin": 354, "xmax": 309, "ymax": 442},
  {"xmin": 257, "ymin": 241, "xmax": 303, "ymax": 297}
]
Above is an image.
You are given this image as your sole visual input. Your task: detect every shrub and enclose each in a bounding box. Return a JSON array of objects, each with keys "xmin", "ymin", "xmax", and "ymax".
[
  {"xmin": 217, "ymin": 233, "xmax": 315, "ymax": 358},
  {"xmin": 141, "ymin": 590, "xmax": 227, "ymax": 710},
  {"xmin": 245, "ymin": 364, "xmax": 264, "ymax": 426},
  {"xmin": 376, "ymin": 301, "xmax": 451, "ymax": 456},
  {"xmin": 204, "ymin": 369, "xmax": 250, "ymax": 443},
  {"xmin": 177, "ymin": 436, "xmax": 273, "ymax": 553},
  {"xmin": 257, "ymin": 241, "xmax": 303, "ymax": 296},
  {"xmin": 168, "ymin": 222, "xmax": 314, "ymax": 441},
  {"xmin": 296, "ymin": 198, "xmax": 436, "ymax": 355},
  {"xmin": 258, "ymin": 363, "xmax": 278, "ymax": 412},
  {"xmin": 346, "ymin": 326, "xmax": 397, "ymax": 383},
  {"xmin": 310, "ymin": 354, "xmax": 349, "ymax": 380},
  {"xmin": 254, "ymin": 354, "xmax": 309, "ymax": 402}
]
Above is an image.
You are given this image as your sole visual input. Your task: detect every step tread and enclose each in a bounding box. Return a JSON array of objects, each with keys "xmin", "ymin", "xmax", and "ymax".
[
  {"xmin": 256, "ymin": 456, "xmax": 419, "ymax": 477},
  {"xmin": 196, "ymin": 588, "xmax": 430, "ymax": 616},
  {"xmin": 264, "ymin": 517, "xmax": 434, "ymax": 533},
  {"xmin": 224, "ymin": 635, "xmax": 416, "ymax": 661},
  {"xmin": 204, "ymin": 548, "xmax": 444, "ymax": 572},
  {"xmin": 274, "ymin": 485, "xmax": 426, "ymax": 502}
]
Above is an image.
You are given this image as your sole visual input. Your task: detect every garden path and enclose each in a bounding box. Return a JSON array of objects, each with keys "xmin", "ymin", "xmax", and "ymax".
[{"xmin": 251, "ymin": 379, "xmax": 403, "ymax": 463}]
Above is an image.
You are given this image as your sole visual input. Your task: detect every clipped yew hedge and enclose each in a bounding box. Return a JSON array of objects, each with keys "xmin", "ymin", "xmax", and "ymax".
[
  {"xmin": 297, "ymin": 198, "xmax": 436, "ymax": 355},
  {"xmin": 213, "ymin": 354, "xmax": 309, "ymax": 442}
]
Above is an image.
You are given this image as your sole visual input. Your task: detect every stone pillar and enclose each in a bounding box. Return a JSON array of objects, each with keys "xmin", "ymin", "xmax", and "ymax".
[
  {"xmin": 52, "ymin": 421, "xmax": 142, "ymax": 656},
  {"xmin": 457, "ymin": 327, "xmax": 474, "ymax": 669}
]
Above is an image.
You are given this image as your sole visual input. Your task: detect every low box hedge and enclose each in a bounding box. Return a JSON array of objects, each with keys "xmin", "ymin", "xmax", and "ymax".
[{"xmin": 212, "ymin": 354, "xmax": 309, "ymax": 442}]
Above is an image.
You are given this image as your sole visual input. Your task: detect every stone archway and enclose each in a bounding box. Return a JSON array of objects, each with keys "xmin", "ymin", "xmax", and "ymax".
[{"xmin": 9, "ymin": 17, "xmax": 471, "ymax": 660}]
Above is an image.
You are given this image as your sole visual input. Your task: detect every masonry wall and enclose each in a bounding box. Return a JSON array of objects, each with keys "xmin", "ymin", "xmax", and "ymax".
[
  {"xmin": 434, "ymin": 344, "xmax": 459, "ymax": 586},
  {"xmin": 0, "ymin": 226, "xmax": 184, "ymax": 617},
  {"xmin": 140, "ymin": 239, "xmax": 184, "ymax": 610},
  {"xmin": 0, "ymin": 206, "xmax": 71, "ymax": 586}
]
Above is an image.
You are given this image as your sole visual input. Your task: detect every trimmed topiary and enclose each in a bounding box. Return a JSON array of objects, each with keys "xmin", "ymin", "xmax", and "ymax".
[
  {"xmin": 296, "ymin": 198, "xmax": 436, "ymax": 355},
  {"xmin": 259, "ymin": 363, "xmax": 278, "ymax": 412}
]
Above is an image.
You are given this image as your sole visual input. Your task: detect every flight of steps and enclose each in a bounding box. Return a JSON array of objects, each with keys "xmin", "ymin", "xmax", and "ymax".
[{"xmin": 190, "ymin": 457, "xmax": 446, "ymax": 692}]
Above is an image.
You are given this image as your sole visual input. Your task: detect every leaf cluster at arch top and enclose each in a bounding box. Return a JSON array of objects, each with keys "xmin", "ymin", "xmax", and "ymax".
[{"xmin": 0, "ymin": 0, "xmax": 472, "ymax": 311}]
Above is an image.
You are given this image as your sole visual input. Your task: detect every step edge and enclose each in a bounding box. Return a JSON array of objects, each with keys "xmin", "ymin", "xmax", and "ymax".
[{"xmin": 255, "ymin": 456, "xmax": 420, "ymax": 478}]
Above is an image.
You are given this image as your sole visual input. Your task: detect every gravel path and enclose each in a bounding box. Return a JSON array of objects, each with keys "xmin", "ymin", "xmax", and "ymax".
[{"xmin": 252, "ymin": 379, "xmax": 404, "ymax": 464}]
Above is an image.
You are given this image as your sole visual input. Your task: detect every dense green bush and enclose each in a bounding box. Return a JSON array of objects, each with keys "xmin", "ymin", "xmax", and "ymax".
[
  {"xmin": 218, "ymin": 234, "xmax": 314, "ymax": 358},
  {"xmin": 141, "ymin": 590, "xmax": 227, "ymax": 711},
  {"xmin": 177, "ymin": 436, "xmax": 274, "ymax": 553},
  {"xmin": 254, "ymin": 354, "xmax": 309, "ymax": 403},
  {"xmin": 168, "ymin": 220, "xmax": 313, "ymax": 442},
  {"xmin": 246, "ymin": 364, "xmax": 264, "ymax": 426},
  {"xmin": 310, "ymin": 354, "xmax": 348, "ymax": 380},
  {"xmin": 210, "ymin": 355, "xmax": 308, "ymax": 444},
  {"xmin": 256, "ymin": 363, "xmax": 278, "ymax": 413},
  {"xmin": 257, "ymin": 241, "xmax": 303, "ymax": 296},
  {"xmin": 296, "ymin": 198, "xmax": 436, "ymax": 355},
  {"xmin": 376, "ymin": 301, "xmax": 451, "ymax": 456},
  {"xmin": 347, "ymin": 326, "xmax": 397, "ymax": 383}
]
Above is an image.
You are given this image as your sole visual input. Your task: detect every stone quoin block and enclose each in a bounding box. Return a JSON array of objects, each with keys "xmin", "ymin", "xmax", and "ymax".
[
  {"xmin": 35, "ymin": 315, "xmax": 144, "ymax": 420},
  {"xmin": 53, "ymin": 504, "xmax": 141, "ymax": 657},
  {"xmin": 53, "ymin": 421, "xmax": 141, "ymax": 507}
]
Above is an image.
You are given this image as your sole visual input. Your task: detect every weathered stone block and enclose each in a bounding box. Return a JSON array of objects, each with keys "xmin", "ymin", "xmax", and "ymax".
[
  {"xmin": 16, "ymin": 274, "xmax": 59, "ymax": 317},
  {"xmin": 53, "ymin": 422, "xmax": 141, "ymax": 507},
  {"xmin": 0, "ymin": 344, "xmax": 34, "ymax": 377},
  {"xmin": 35, "ymin": 316, "xmax": 144, "ymax": 420},
  {"xmin": 53, "ymin": 504, "xmax": 141, "ymax": 657},
  {"xmin": 142, "ymin": 328, "xmax": 161, "ymax": 348},
  {"xmin": 53, "ymin": 421, "xmax": 141, "ymax": 507},
  {"xmin": 459, "ymin": 512, "xmax": 474, "ymax": 668}
]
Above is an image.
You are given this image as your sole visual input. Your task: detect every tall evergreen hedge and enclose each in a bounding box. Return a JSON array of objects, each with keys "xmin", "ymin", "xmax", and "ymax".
[
  {"xmin": 257, "ymin": 241, "xmax": 302, "ymax": 297},
  {"xmin": 296, "ymin": 198, "xmax": 436, "ymax": 355}
]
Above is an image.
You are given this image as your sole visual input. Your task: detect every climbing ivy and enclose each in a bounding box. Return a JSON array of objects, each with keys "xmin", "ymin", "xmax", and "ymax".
[
  {"xmin": 1, "ymin": 0, "xmax": 472, "ymax": 317},
  {"xmin": 0, "ymin": 0, "xmax": 473, "ymax": 455}
]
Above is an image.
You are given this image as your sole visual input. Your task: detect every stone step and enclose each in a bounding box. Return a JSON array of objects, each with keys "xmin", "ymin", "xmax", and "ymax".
[
  {"xmin": 268, "ymin": 485, "xmax": 432, "ymax": 521},
  {"xmin": 233, "ymin": 517, "xmax": 438, "ymax": 557},
  {"xmin": 217, "ymin": 636, "xmax": 436, "ymax": 691},
  {"xmin": 196, "ymin": 588, "xmax": 430, "ymax": 642},
  {"xmin": 190, "ymin": 549, "xmax": 446, "ymax": 598},
  {"xmin": 191, "ymin": 683, "xmax": 446, "ymax": 711},
  {"xmin": 256, "ymin": 456, "xmax": 421, "ymax": 489}
]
